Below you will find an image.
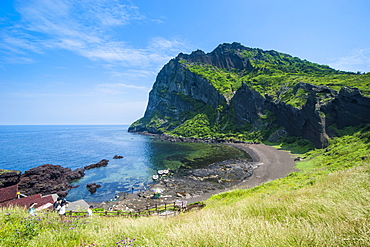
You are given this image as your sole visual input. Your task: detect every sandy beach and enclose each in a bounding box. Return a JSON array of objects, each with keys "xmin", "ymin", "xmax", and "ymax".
[
  {"xmin": 184, "ymin": 143, "xmax": 299, "ymax": 204},
  {"xmin": 97, "ymin": 143, "xmax": 298, "ymax": 210}
]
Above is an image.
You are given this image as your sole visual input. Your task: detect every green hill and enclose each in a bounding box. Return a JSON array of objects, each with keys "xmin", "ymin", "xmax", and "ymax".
[{"xmin": 129, "ymin": 42, "xmax": 370, "ymax": 148}]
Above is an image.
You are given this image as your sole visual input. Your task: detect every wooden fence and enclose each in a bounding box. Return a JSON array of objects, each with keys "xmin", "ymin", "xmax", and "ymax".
[{"xmin": 66, "ymin": 200, "xmax": 205, "ymax": 218}]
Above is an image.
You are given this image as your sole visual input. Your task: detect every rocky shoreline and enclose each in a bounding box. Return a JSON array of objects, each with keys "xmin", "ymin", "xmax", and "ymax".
[
  {"xmin": 95, "ymin": 158, "xmax": 260, "ymax": 211},
  {"xmin": 94, "ymin": 141, "xmax": 298, "ymax": 211},
  {"xmin": 89, "ymin": 135, "xmax": 259, "ymax": 210},
  {"xmin": 1, "ymin": 135, "xmax": 297, "ymax": 211},
  {"xmin": 0, "ymin": 159, "xmax": 110, "ymax": 197}
]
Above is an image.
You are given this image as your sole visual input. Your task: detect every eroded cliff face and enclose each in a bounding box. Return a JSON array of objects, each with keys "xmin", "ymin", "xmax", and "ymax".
[
  {"xmin": 129, "ymin": 58, "xmax": 227, "ymax": 133},
  {"xmin": 129, "ymin": 43, "xmax": 370, "ymax": 148},
  {"xmin": 232, "ymin": 83, "xmax": 333, "ymax": 148}
]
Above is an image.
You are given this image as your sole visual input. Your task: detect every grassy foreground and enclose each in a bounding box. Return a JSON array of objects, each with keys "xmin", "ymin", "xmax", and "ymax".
[{"xmin": 1, "ymin": 127, "xmax": 369, "ymax": 246}]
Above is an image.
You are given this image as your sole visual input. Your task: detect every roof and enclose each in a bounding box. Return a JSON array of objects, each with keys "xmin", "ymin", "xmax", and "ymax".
[
  {"xmin": 0, "ymin": 184, "xmax": 18, "ymax": 203},
  {"xmin": 0, "ymin": 193, "xmax": 54, "ymax": 209}
]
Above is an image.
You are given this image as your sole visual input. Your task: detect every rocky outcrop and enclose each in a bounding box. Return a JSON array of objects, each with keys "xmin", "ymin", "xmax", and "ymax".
[
  {"xmin": 84, "ymin": 159, "xmax": 109, "ymax": 170},
  {"xmin": 86, "ymin": 183, "xmax": 101, "ymax": 194},
  {"xmin": 113, "ymin": 155, "xmax": 123, "ymax": 159},
  {"xmin": 232, "ymin": 83, "xmax": 333, "ymax": 148},
  {"xmin": 0, "ymin": 169, "xmax": 21, "ymax": 188},
  {"xmin": 233, "ymin": 83, "xmax": 370, "ymax": 148},
  {"xmin": 231, "ymin": 83, "xmax": 265, "ymax": 126},
  {"xmin": 322, "ymin": 87, "xmax": 370, "ymax": 130},
  {"xmin": 18, "ymin": 164, "xmax": 85, "ymax": 196},
  {"xmin": 177, "ymin": 43, "xmax": 254, "ymax": 71}
]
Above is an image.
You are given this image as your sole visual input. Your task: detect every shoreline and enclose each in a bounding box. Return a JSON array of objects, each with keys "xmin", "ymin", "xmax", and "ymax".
[{"xmin": 95, "ymin": 142, "xmax": 298, "ymax": 210}]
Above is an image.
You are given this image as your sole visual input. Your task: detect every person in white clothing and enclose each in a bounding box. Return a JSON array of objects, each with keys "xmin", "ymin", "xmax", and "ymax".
[
  {"xmin": 87, "ymin": 205, "xmax": 93, "ymax": 217},
  {"xmin": 58, "ymin": 201, "xmax": 68, "ymax": 221}
]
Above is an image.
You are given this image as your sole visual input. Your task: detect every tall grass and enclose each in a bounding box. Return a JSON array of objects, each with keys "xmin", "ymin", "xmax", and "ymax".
[{"xmin": 1, "ymin": 127, "xmax": 369, "ymax": 246}]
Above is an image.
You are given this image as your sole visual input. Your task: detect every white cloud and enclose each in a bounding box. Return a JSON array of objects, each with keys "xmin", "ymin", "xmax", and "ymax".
[
  {"xmin": 95, "ymin": 83, "xmax": 151, "ymax": 95},
  {"xmin": 109, "ymin": 69, "xmax": 156, "ymax": 78},
  {"xmin": 329, "ymin": 48, "xmax": 370, "ymax": 73},
  {"xmin": 1, "ymin": 0, "xmax": 185, "ymax": 68},
  {"xmin": 150, "ymin": 37, "xmax": 181, "ymax": 49},
  {"xmin": 3, "ymin": 35, "xmax": 42, "ymax": 54}
]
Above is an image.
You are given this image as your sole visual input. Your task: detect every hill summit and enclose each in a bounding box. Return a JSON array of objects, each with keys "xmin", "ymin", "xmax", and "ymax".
[{"xmin": 129, "ymin": 42, "xmax": 370, "ymax": 148}]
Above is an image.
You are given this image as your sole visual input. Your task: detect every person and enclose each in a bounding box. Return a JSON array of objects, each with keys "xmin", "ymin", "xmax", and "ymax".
[
  {"xmin": 58, "ymin": 201, "xmax": 68, "ymax": 221},
  {"xmin": 87, "ymin": 205, "xmax": 93, "ymax": 217},
  {"xmin": 53, "ymin": 198, "xmax": 62, "ymax": 212},
  {"xmin": 28, "ymin": 203, "xmax": 37, "ymax": 216}
]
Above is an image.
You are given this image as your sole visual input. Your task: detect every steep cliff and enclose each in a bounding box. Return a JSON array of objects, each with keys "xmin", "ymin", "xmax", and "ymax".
[{"xmin": 129, "ymin": 42, "xmax": 370, "ymax": 148}]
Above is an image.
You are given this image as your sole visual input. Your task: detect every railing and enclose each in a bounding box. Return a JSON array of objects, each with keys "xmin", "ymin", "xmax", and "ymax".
[{"xmin": 66, "ymin": 200, "xmax": 205, "ymax": 218}]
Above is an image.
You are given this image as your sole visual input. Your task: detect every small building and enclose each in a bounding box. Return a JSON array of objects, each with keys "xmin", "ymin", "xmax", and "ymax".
[
  {"xmin": 0, "ymin": 184, "xmax": 55, "ymax": 210},
  {"xmin": 0, "ymin": 184, "xmax": 18, "ymax": 203}
]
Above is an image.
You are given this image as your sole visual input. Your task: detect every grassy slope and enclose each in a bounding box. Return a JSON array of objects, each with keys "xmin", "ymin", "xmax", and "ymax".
[
  {"xmin": 187, "ymin": 63, "xmax": 370, "ymax": 106},
  {"xmin": 1, "ymin": 127, "xmax": 369, "ymax": 247}
]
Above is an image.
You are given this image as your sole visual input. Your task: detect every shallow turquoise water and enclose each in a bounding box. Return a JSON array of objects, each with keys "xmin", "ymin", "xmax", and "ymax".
[{"xmin": 0, "ymin": 125, "xmax": 250, "ymax": 202}]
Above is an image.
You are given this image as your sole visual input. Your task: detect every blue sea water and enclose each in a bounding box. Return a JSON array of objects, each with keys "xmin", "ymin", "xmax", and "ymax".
[{"xmin": 0, "ymin": 125, "xmax": 249, "ymax": 202}]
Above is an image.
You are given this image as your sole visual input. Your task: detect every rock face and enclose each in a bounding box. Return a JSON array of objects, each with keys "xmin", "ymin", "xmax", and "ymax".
[
  {"xmin": 129, "ymin": 57, "xmax": 226, "ymax": 133},
  {"xmin": 322, "ymin": 87, "xmax": 370, "ymax": 129},
  {"xmin": 129, "ymin": 42, "xmax": 370, "ymax": 148},
  {"xmin": 0, "ymin": 169, "xmax": 21, "ymax": 188},
  {"xmin": 232, "ymin": 83, "xmax": 335, "ymax": 148},
  {"xmin": 18, "ymin": 164, "xmax": 85, "ymax": 196}
]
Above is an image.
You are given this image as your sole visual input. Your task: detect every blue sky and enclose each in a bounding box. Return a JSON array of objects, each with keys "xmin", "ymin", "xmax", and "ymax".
[{"xmin": 1, "ymin": 0, "xmax": 369, "ymax": 125}]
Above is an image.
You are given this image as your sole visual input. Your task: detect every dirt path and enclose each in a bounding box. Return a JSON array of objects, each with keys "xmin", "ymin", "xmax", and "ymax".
[{"xmin": 186, "ymin": 143, "xmax": 298, "ymax": 204}]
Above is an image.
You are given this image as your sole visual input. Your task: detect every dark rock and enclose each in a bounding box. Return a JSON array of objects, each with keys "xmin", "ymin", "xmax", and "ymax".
[
  {"xmin": 113, "ymin": 155, "xmax": 124, "ymax": 159},
  {"xmin": 66, "ymin": 168, "xmax": 85, "ymax": 181},
  {"xmin": 0, "ymin": 169, "xmax": 21, "ymax": 188},
  {"xmin": 18, "ymin": 164, "xmax": 85, "ymax": 196},
  {"xmin": 86, "ymin": 183, "xmax": 101, "ymax": 194},
  {"xmin": 322, "ymin": 87, "xmax": 370, "ymax": 129},
  {"xmin": 84, "ymin": 159, "xmax": 109, "ymax": 170},
  {"xmin": 57, "ymin": 191, "xmax": 68, "ymax": 198}
]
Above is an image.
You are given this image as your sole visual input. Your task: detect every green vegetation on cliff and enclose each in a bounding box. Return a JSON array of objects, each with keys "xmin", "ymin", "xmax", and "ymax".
[
  {"xmin": 186, "ymin": 61, "xmax": 370, "ymax": 106},
  {"xmin": 169, "ymin": 111, "xmax": 281, "ymax": 145},
  {"xmin": 129, "ymin": 43, "xmax": 370, "ymax": 149},
  {"xmin": 182, "ymin": 45, "xmax": 369, "ymax": 107},
  {"xmin": 170, "ymin": 113, "xmax": 212, "ymax": 138},
  {"xmin": 187, "ymin": 64, "xmax": 243, "ymax": 99},
  {"xmin": 240, "ymin": 48, "xmax": 339, "ymax": 75}
]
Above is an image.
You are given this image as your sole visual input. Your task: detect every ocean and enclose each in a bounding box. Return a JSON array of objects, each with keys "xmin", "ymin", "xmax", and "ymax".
[{"xmin": 0, "ymin": 125, "xmax": 249, "ymax": 202}]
